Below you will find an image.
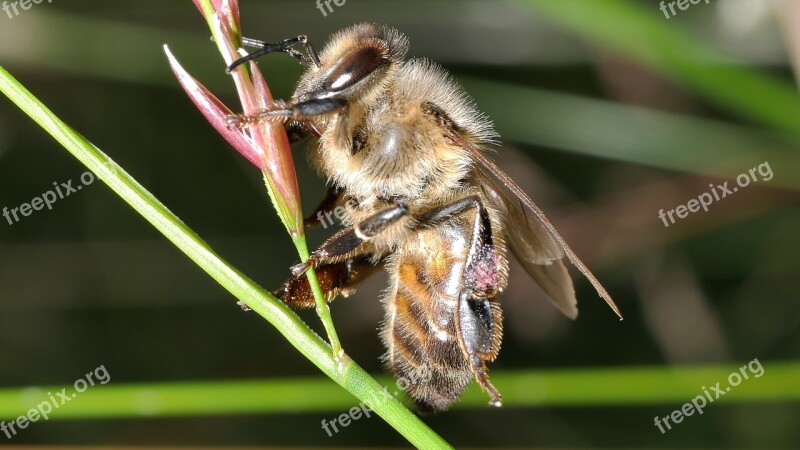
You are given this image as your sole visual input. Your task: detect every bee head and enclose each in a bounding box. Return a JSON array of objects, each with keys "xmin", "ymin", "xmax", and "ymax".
[{"xmin": 294, "ymin": 23, "xmax": 409, "ymax": 105}]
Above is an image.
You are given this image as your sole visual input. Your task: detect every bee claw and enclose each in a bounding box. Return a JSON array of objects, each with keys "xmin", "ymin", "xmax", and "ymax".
[
  {"xmin": 273, "ymin": 285, "xmax": 287, "ymax": 299},
  {"xmin": 290, "ymin": 261, "xmax": 310, "ymax": 277},
  {"xmin": 226, "ymin": 114, "xmax": 243, "ymax": 129},
  {"xmin": 236, "ymin": 300, "xmax": 252, "ymax": 312}
]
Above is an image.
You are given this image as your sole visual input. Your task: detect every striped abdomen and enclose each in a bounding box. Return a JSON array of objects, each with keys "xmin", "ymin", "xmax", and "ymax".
[{"xmin": 381, "ymin": 221, "xmax": 504, "ymax": 412}]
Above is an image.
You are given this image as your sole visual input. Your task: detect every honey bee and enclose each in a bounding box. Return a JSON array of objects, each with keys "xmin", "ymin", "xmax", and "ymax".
[{"xmin": 227, "ymin": 23, "xmax": 622, "ymax": 412}]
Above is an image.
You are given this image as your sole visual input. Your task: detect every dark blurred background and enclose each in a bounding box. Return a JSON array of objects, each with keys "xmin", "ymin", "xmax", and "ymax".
[{"xmin": 0, "ymin": 0, "xmax": 799, "ymax": 448}]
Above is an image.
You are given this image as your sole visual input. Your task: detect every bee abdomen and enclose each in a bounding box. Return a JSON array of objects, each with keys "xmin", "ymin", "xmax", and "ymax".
[{"xmin": 382, "ymin": 254, "xmax": 473, "ymax": 412}]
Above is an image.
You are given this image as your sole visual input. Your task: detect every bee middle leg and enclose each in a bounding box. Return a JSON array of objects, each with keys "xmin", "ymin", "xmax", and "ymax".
[
  {"xmin": 303, "ymin": 186, "xmax": 344, "ymax": 228},
  {"xmin": 275, "ymin": 202, "xmax": 408, "ymax": 306},
  {"xmin": 417, "ymin": 195, "xmax": 504, "ymax": 406},
  {"xmin": 291, "ymin": 202, "xmax": 409, "ymax": 276}
]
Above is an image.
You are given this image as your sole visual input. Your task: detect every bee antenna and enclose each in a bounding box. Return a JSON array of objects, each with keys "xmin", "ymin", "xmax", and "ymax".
[{"xmin": 226, "ymin": 47, "xmax": 271, "ymax": 73}]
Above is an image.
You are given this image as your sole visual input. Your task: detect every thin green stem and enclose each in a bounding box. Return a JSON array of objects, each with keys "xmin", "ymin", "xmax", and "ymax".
[
  {"xmin": 260, "ymin": 173, "xmax": 342, "ymax": 357},
  {"xmin": 291, "ymin": 230, "xmax": 343, "ymax": 359},
  {"xmin": 0, "ymin": 66, "xmax": 451, "ymax": 449}
]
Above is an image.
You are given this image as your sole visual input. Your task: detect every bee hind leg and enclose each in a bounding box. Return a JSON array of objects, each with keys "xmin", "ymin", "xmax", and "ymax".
[
  {"xmin": 416, "ymin": 195, "xmax": 505, "ymax": 406},
  {"xmin": 459, "ymin": 293, "xmax": 503, "ymax": 407}
]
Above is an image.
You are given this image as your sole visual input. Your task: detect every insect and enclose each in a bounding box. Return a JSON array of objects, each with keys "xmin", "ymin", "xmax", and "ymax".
[{"xmin": 227, "ymin": 23, "xmax": 622, "ymax": 412}]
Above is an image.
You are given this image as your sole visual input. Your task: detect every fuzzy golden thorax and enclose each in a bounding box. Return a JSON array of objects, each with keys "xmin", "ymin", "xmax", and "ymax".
[{"xmin": 291, "ymin": 24, "xmax": 496, "ymax": 220}]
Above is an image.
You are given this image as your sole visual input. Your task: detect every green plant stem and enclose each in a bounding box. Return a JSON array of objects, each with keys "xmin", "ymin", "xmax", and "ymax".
[
  {"xmin": 290, "ymin": 230, "xmax": 343, "ymax": 360},
  {"xmin": 259, "ymin": 172, "xmax": 342, "ymax": 357},
  {"xmin": 0, "ymin": 67, "xmax": 451, "ymax": 450}
]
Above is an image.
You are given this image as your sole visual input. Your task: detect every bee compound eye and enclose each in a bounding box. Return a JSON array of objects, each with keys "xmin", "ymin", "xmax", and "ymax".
[{"xmin": 324, "ymin": 46, "xmax": 388, "ymax": 93}]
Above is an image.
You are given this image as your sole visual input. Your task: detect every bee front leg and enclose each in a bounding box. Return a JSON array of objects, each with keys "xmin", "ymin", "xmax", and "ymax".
[
  {"xmin": 227, "ymin": 34, "xmax": 321, "ymax": 73},
  {"xmin": 226, "ymin": 98, "xmax": 347, "ymax": 128}
]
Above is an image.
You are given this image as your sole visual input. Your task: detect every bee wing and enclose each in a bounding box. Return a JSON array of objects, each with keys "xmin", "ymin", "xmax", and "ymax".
[
  {"xmin": 451, "ymin": 132, "xmax": 623, "ymax": 320},
  {"xmin": 474, "ymin": 166, "xmax": 581, "ymax": 319}
]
